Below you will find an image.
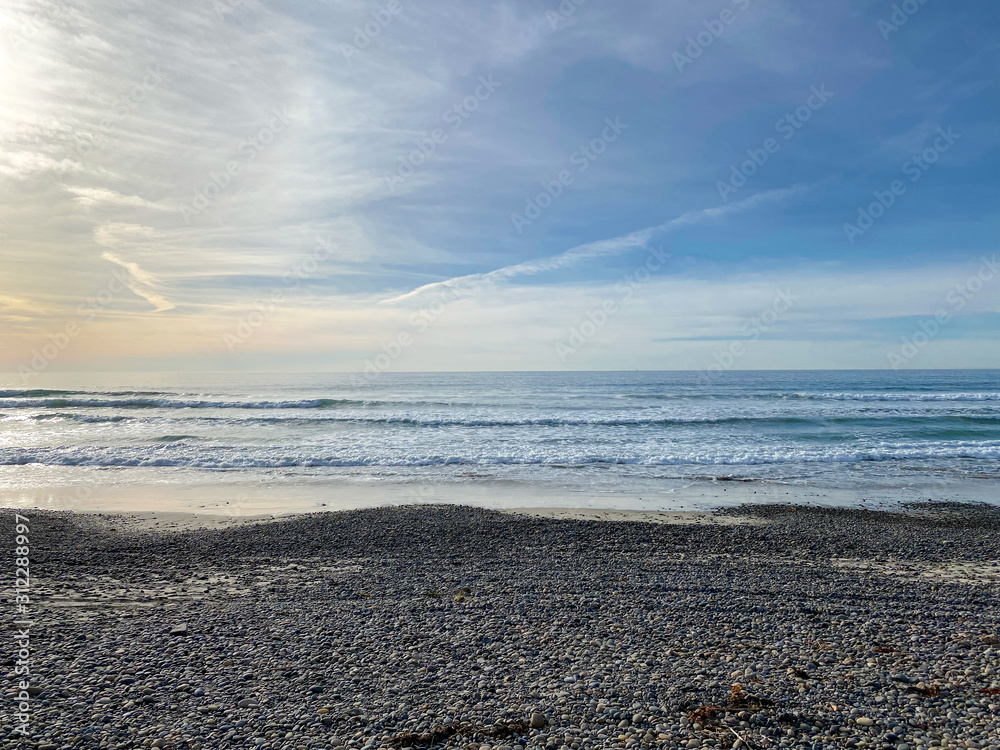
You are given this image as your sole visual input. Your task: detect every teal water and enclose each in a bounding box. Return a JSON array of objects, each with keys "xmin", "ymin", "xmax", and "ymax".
[{"xmin": 1, "ymin": 370, "xmax": 998, "ymax": 505}]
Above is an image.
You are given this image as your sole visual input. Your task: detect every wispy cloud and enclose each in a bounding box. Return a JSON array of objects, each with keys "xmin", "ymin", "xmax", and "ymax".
[
  {"xmin": 381, "ymin": 186, "xmax": 809, "ymax": 305},
  {"xmin": 100, "ymin": 252, "xmax": 175, "ymax": 313},
  {"xmin": 0, "ymin": 151, "xmax": 81, "ymax": 178},
  {"xmin": 0, "ymin": 294, "xmax": 45, "ymax": 321},
  {"xmin": 64, "ymin": 186, "xmax": 169, "ymax": 210}
]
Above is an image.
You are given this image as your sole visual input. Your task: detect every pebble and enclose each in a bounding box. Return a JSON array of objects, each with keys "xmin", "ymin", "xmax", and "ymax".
[{"xmin": 4, "ymin": 503, "xmax": 999, "ymax": 750}]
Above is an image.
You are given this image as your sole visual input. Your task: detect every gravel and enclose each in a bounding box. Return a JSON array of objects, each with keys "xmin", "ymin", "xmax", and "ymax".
[{"xmin": 2, "ymin": 501, "xmax": 999, "ymax": 749}]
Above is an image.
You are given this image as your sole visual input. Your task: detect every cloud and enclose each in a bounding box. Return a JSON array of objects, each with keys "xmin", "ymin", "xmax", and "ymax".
[
  {"xmin": 1, "ymin": 0, "xmax": 996, "ymax": 371},
  {"xmin": 93, "ymin": 222, "xmax": 163, "ymax": 249},
  {"xmin": 0, "ymin": 151, "xmax": 81, "ymax": 178},
  {"xmin": 100, "ymin": 252, "xmax": 175, "ymax": 312},
  {"xmin": 380, "ymin": 185, "xmax": 809, "ymax": 305},
  {"xmin": 64, "ymin": 186, "xmax": 168, "ymax": 210},
  {"xmin": 0, "ymin": 294, "xmax": 46, "ymax": 321}
]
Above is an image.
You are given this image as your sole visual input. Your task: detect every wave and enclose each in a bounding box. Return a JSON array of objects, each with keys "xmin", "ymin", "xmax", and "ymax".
[
  {"xmin": 797, "ymin": 392, "xmax": 1000, "ymax": 402},
  {"xmin": 3, "ymin": 442, "xmax": 999, "ymax": 469},
  {"xmin": 15, "ymin": 411, "xmax": 1000, "ymax": 430},
  {"xmin": 626, "ymin": 391, "xmax": 1000, "ymax": 402},
  {"xmin": 4, "ymin": 391, "xmax": 999, "ymax": 411},
  {"xmin": 30, "ymin": 413, "xmax": 134, "ymax": 423},
  {"xmin": 0, "ymin": 389, "xmax": 169, "ymax": 398},
  {"xmin": 236, "ymin": 413, "xmax": 1000, "ymax": 429},
  {"xmin": 0, "ymin": 397, "xmax": 373, "ymax": 410}
]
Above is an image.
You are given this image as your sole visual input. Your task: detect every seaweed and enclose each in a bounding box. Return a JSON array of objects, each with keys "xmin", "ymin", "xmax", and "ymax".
[{"xmin": 386, "ymin": 720, "xmax": 530, "ymax": 748}]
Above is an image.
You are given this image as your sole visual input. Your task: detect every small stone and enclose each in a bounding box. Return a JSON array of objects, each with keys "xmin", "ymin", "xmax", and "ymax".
[
  {"xmin": 169, "ymin": 623, "xmax": 188, "ymax": 637},
  {"xmin": 855, "ymin": 717, "xmax": 874, "ymax": 727},
  {"xmin": 529, "ymin": 713, "xmax": 546, "ymax": 729}
]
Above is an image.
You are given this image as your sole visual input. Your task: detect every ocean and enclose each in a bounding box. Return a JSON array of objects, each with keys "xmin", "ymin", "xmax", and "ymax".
[{"xmin": 2, "ymin": 370, "xmax": 999, "ymax": 513}]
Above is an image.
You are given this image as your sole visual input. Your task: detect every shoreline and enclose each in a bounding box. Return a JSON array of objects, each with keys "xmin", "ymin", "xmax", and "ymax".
[
  {"xmin": 4, "ymin": 473, "xmax": 999, "ymax": 522},
  {"xmin": 10, "ymin": 499, "xmax": 988, "ymax": 533},
  {"xmin": 69, "ymin": 507, "xmax": 765, "ymax": 532}
]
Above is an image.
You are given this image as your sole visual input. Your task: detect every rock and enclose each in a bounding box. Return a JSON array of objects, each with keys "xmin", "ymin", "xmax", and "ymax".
[
  {"xmin": 169, "ymin": 623, "xmax": 188, "ymax": 637},
  {"xmin": 11, "ymin": 502, "xmax": 1000, "ymax": 750}
]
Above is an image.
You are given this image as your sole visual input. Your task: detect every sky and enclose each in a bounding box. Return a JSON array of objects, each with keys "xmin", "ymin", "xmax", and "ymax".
[{"xmin": 1, "ymin": 0, "xmax": 998, "ymax": 376}]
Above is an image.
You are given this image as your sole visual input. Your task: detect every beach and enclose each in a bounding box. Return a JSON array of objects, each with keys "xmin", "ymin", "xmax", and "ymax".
[
  {"xmin": 5, "ymin": 502, "xmax": 999, "ymax": 750},
  {"xmin": 6, "ymin": 0, "xmax": 1000, "ymax": 746}
]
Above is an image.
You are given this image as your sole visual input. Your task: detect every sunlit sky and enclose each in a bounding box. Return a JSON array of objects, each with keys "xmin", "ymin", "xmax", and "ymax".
[{"xmin": 1, "ymin": 0, "xmax": 998, "ymax": 375}]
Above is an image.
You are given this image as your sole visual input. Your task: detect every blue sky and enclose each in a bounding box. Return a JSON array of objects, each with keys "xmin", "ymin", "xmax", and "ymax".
[{"xmin": 1, "ymin": 0, "xmax": 998, "ymax": 374}]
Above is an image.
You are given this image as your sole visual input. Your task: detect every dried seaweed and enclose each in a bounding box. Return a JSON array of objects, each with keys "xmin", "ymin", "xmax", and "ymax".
[{"xmin": 386, "ymin": 720, "xmax": 529, "ymax": 748}]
